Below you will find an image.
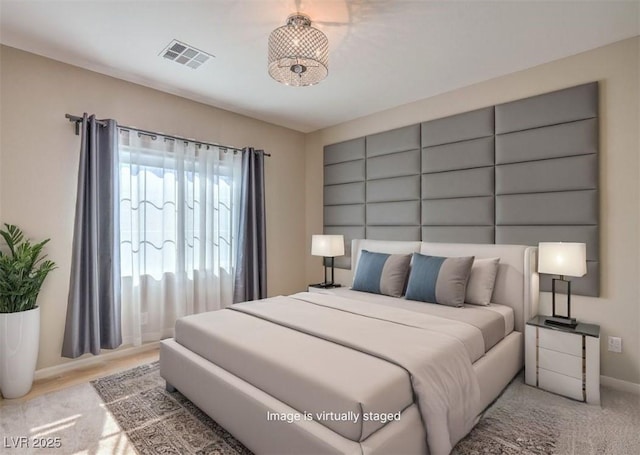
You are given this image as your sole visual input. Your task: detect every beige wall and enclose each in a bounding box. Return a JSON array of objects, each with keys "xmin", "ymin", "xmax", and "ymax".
[
  {"xmin": 305, "ymin": 37, "xmax": 640, "ymax": 385},
  {"xmin": 1, "ymin": 37, "xmax": 639, "ymax": 385},
  {"xmin": 0, "ymin": 45, "xmax": 307, "ymax": 370}
]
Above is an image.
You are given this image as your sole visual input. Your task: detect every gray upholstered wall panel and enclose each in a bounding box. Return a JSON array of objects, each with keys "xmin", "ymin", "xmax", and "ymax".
[
  {"xmin": 324, "ymin": 182, "xmax": 365, "ymax": 206},
  {"xmin": 496, "ymin": 154, "xmax": 597, "ymax": 195},
  {"xmin": 367, "ymin": 176, "xmax": 420, "ymax": 203},
  {"xmin": 367, "ymin": 201, "xmax": 421, "ymax": 226},
  {"xmin": 496, "ymin": 225, "xmax": 598, "ymax": 261},
  {"xmin": 367, "ymin": 226, "xmax": 421, "ymax": 241},
  {"xmin": 324, "ymin": 226, "xmax": 365, "ymax": 269},
  {"xmin": 421, "ymin": 107, "xmax": 494, "ymax": 147},
  {"xmin": 496, "ymin": 118, "xmax": 598, "ymax": 164},
  {"xmin": 422, "ymin": 137, "xmax": 495, "ymax": 173},
  {"xmin": 324, "ymin": 160, "xmax": 365, "ymax": 185},
  {"xmin": 323, "ymin": 138, "xmax": 367, "ymax": 270},
  {"xmin": 323, "ymin": 83, "xmax": 599, "ymax": 296},
  {"xmin": 495, "ymin": 82, "xmax": 598, "ymax": 134},
  {"xmin": 366, "ymin": 125, "xmax": 421, "ymax": 157},
  {"xmin": 503, "ymin": 222, "xmax": 600, "ymax": 301},
  {"xmin": 540, "ymin": 262, "xmax": 599, "ymax": 297},
  {"xmin": 494, "ymin": 82, "xmax": 599, "ymax": 296},
  {"xmin": 422, "ymin": 167, "xmax": 494, "ymax": 200},
  {"xmin": 361, "ymin": 127, "xmax": 423, "ymax": 263},
  {"xmin": 420, "ymin": 107, "xmax": 496, "ymax": 247},
  {"xmin": 324, "ymin": 204, "xmax": 365, "ymax": 226},
  {"xmin": 422, "ymin": 197, "xmax": 494, "ymax": 226},
  {"xmin": 422, "ymin": 226, "xmax": 494, "ymax": 244},
  {"xmin": 324, "ymin": 138, "xmax": 365, "ymax": 165},
  {"xmin": 496, "ymin": 190, "xmax": 598, "ymax": 225},
  {"xmin": 367, "ymin": 149, "xmax": 420, "ymax": 180}
]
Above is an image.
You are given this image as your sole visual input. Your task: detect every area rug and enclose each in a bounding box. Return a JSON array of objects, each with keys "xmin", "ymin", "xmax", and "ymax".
[
  {"xmin": 91, "ymin": 361, "xmax": 252, "ymax": 455},
  {"xmin": 92, "ymin": 362, "xmax": 640, "ymax": 455}
]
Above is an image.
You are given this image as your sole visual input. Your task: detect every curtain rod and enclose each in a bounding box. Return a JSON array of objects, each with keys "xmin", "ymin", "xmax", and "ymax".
[{"xmin": 65, "ymin": 114, "xmax": 271, "ymax": 157}]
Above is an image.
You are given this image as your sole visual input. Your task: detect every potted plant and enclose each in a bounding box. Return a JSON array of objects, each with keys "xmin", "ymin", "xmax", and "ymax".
[{"xmin": 0, "ymin": 224, "xmax": 56, "ymax": 399}]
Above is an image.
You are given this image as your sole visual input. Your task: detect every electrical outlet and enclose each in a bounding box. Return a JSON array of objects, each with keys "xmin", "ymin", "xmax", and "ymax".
[{"xmin": 608, "ymin": 336, "xmax": 622, "ymax": 353}]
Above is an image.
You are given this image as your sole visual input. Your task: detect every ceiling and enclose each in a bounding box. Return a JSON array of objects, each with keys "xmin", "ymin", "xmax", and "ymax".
[{"xmin": 1, "ymin": 1, "xmax": 638, "ymax": 133}]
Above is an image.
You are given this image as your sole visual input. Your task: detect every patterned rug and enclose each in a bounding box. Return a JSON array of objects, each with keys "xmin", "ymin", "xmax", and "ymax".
[
  {"xmin": 91, "ymin": 362, "xmax": 252, "ymax": 454},
  {"xmin": 92, "ymin": 362, "xmax": 639, "ymax": 455}
]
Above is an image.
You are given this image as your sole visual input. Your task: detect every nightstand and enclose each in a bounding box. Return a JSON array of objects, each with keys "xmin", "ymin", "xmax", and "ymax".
[{"xmin": 525, "ymin": 315, "xmax": 600, "ymax": 404}]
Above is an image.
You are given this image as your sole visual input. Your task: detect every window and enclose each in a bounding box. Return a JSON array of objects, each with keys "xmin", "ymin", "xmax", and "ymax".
[{"xmin": 118, "ymin": 130, "xmax": 242, "ymax": 343}]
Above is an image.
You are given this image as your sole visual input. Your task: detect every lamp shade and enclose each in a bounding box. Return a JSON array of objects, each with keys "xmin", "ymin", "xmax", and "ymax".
[
  {"xmin": 311, "ymin": 235, "xmax": 344, "ymax": 257},
  {"xmin": 538, "ymin": 242, "xmax": 587, "ymax": 277}
]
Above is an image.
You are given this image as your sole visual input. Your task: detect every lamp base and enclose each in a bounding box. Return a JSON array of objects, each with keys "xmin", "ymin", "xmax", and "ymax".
[
  {"xmin": 545, "ymin": 316, "xmax": 578, "ymax": 328},
  {"xmin": 309, "ymin": 283, "xmax": 342, "ymax": 289}
]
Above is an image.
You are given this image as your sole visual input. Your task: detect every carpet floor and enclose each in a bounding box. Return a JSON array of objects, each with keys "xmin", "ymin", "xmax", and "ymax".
[
  {"xmin": 453, "ymin": 375, "xmax": 640, "ymax": 455},
  {"xmin": 0, "ymin": 381, "xmax": 134, "ymax": 454},
  {"xmin": 2, "ymin": 361, "xmax": 637, "ymax": 454},
  {"xmin": 90, "ymin": 361, "xmax": 639, "ymax": 455}
]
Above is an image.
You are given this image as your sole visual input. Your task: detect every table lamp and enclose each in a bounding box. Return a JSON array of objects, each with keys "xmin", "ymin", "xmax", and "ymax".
[
  {"xmin": 311, "ymin": 234, "xmax": 344, "ymax": 288},
  {"xmin": 538, "ymin": 242, "xmax": 587, "ymax": 328}
]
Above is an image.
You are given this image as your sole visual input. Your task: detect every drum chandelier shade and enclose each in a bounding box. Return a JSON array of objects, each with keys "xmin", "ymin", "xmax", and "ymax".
[{"xmin": 268, "ymin": 13, "xmax": 328, "ymax": 86}]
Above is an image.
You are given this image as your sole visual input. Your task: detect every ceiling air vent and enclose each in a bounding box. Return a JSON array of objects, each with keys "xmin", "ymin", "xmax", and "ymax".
[{"xmin": 160, "ymin": 39, "xmax": 214, "ymax": 69}]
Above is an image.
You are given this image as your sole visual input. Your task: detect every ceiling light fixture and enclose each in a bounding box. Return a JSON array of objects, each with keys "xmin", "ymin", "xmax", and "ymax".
[{"xmin": 268, "ymin": 13, "xmax": 328, "ymax": 87}]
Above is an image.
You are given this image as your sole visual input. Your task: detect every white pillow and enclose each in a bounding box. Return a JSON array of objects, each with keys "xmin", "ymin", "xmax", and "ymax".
[{"xmin": 465, "ymin": 258, "xmax": 500, "ymax": 305}]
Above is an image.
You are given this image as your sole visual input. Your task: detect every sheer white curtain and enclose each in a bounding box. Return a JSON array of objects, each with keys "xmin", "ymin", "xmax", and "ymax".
[{"xmin": 118, "ymin": 130, "xmax": 242, "ymax": 345}]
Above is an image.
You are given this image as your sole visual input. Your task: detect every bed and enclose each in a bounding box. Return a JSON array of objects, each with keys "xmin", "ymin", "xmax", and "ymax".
[{"xmin": 160, "ymin": 240, "xmax": 539, "ymax": 455}]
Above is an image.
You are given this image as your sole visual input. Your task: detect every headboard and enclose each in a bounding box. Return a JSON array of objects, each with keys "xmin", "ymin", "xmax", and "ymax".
[{"xmin": 351, "ymin": 239, "xmax": 539, "ymax": 333}]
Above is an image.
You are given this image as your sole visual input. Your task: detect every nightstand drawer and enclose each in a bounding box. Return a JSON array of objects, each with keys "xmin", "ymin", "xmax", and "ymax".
[
  {"xmin": 538, "ymin": 328, "xmax": 582, "ymax": 356},
  {"xmin": 539, "ymin": 368, "xmax": 583, "ymax": 401},
  {"xmin": 526, "ymin": 316, "xmax": 600, "ymax": 404},
  {"xmin": 539, "ymin": 347, "xmax": 582, "ymax": 379}
]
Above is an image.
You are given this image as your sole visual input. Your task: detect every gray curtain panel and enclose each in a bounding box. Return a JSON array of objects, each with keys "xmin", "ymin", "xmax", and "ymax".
[
  {"xmin": 62, "ymin": 114, "xmax": 122, "ymax": 358},
  {"xmin": 233, "ymin": 147, "xmax": 267, "ymax": 303}
]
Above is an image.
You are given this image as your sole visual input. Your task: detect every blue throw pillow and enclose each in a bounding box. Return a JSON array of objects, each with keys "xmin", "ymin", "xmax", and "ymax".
[
  {"xmin": 352, "ymin": 250, "xmax": 411, "ymax": 297},
  {"xmin": 405, "ymin": 253, "xmax": 474, "ymax": 307}
]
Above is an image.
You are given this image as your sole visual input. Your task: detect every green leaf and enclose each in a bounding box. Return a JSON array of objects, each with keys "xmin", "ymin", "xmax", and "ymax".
[{"xmin": 0, "ymin": 224, "xmax": 56, "ymax": 313}]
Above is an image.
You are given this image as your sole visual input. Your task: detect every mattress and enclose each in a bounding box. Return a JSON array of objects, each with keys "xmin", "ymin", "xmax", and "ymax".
[
  {"xmin": 175, "ymin": 292, "xmax": 483, "ymax": 452},
  {"xmin": 320, "ymin": 287, "xmax": 514, "ymax": 352},
  {"xmin": 174, "ymin": 307, "xmax": 414, "ymax": 441}
]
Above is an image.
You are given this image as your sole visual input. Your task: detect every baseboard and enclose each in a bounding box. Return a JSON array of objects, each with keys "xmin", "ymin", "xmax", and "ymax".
[
  {"xmin": 600, "ymin": 375, "xmax": 640, "ymax": 395},
  {"xmin": 34, "ymin": 341, "xmax": 160, "ymax": 381}
]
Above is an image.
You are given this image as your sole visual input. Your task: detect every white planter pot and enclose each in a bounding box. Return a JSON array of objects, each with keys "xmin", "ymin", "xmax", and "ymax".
[{"xmin": 0, "ymin": 307, "xmax": 40, "ymax": 399}]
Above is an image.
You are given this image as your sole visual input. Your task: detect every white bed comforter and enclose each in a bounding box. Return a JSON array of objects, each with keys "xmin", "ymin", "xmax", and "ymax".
[{"xmin": 230, "ymin": 292, "xmax": 481, "ymax": 455}]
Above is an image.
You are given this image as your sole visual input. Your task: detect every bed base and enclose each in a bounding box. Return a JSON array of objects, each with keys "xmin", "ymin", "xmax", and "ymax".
[
  {"xmin": 160, "ymin": 331, "xmax": 522, "ymax": 455},
  {"xmin": 475, "ymin": 331, "xmax": 523, "ymax": 410},
  {"xmin": 160, "ymin": 339, "xmax": 427, "ymax": 455}
]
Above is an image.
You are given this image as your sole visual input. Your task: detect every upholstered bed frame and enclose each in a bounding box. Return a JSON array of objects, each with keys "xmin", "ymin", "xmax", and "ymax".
[{"xmin": 160, "ymin": 240, "xmax": 538, "ymax": 454}]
